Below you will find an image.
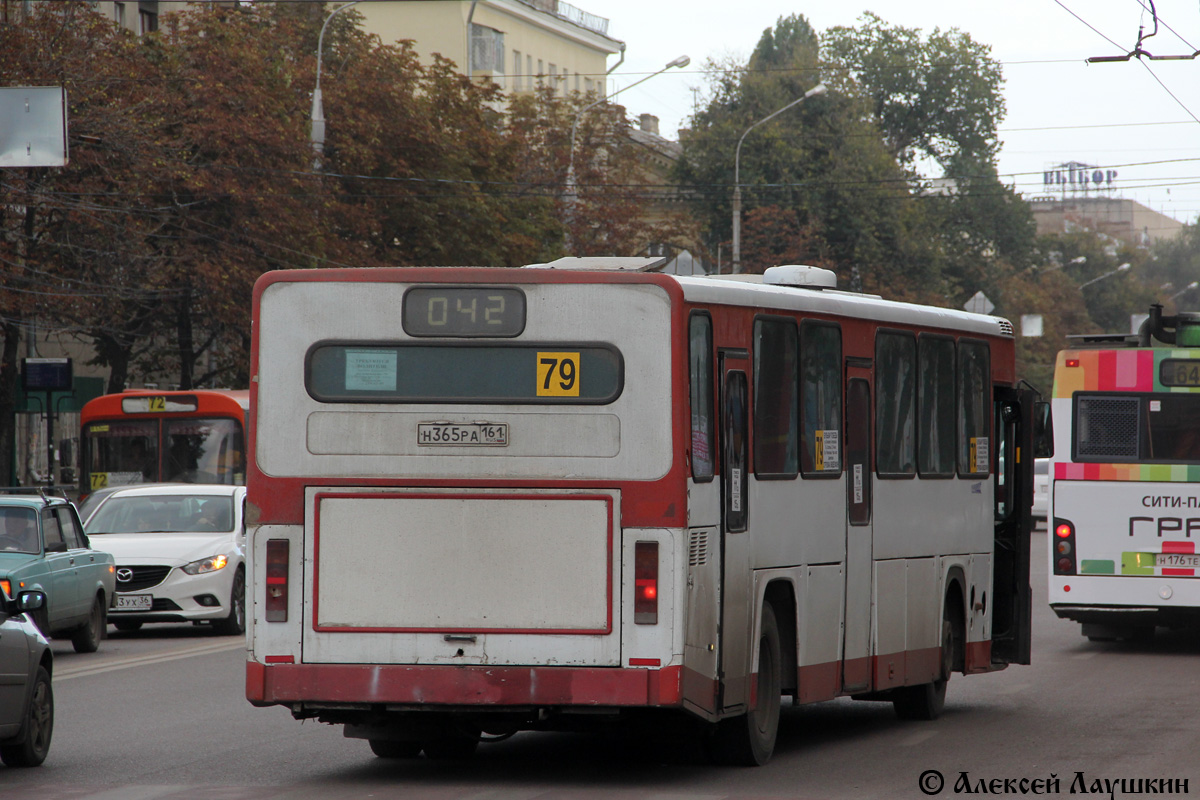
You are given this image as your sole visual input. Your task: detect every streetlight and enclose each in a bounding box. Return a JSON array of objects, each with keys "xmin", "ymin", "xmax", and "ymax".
[
  {"xmin": 1169, "ymin": 280, "xmax": 1199, "ymax": 301},
  {"xmin": 731, "ymin": 83, "xmax": 826, "ymax": 274},
  {"xmin": 562, "ymin": 55, "xmax": 690, "ymax": 241},
  {"xmin": 1079, "ymin": 262, "xmax": 1131, "ymax": 289},
  {"xmin": 311, "ymin": 0, "xmax": 365, "ymax": 168}
]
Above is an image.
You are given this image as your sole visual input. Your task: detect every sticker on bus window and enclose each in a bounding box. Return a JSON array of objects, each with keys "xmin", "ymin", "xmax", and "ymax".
[
  {"xmin": 345, "ymin": 349, "xmax": 397, "ymax": 392},
  {"xmin": 536, "ymin": 352, "xmax": 580, "ymax": 397},
  {"xmin": 971, "ymin": 436, "xmax": 989, "ymax": 473},
  {"xmin": 853, "ymin": 464, "xmax": 863, "ymax": 504},
  {"xmin": 730, "ymin": 468, "xmax": 742, "ymax": 511},
  {"xmin": 815, "ymin": 430, "xmax": 840, "ymax": 471}
]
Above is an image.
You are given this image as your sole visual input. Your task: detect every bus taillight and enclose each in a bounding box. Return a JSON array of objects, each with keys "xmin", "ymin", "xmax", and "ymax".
[
  {"xmin": 265, "ymin": 539, "xmax": 290, "ymax": 622},
  {"xmin": 634, "ymin": 541, "xmax": 658, "ymax": 624},
  {"xmin": 1053, "ymin": 519, "xmax": 1076, "ymax": 575}
]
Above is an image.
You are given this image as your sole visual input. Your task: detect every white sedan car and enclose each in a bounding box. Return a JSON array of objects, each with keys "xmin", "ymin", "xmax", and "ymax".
[{"xmin": 81, "ymin": 484, "xmax": 245, "ymax": 635}]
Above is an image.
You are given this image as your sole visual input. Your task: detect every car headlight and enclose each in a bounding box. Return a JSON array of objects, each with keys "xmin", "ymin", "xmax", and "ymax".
[{"xmin": 181, "ymin": 554, "xmax": 229, "ymax": 575}]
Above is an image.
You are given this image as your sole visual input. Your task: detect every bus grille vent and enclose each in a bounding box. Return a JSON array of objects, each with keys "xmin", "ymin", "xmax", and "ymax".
[
  {"xmin": 689, "ymin": 530, "xmax": 709, "ymax": 566},
  {"xmin": 997, "ymin": 319, "xmax": 1014, "ymax": 336}
]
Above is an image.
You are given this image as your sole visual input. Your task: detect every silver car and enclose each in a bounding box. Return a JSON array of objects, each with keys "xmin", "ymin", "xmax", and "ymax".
[{"xmin": 0, "ymin": 589, "xmax": 52, "ymax": 767}]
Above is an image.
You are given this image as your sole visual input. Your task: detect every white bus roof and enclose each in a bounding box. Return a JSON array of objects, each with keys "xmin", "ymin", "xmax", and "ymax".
[{"xmin": 669, "ymin": 273, "xmax": 1012, "ymax": 339}]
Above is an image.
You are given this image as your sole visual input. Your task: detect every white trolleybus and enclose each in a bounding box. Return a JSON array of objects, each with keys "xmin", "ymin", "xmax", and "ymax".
[
  {"xmin": 246, "ymin": 259, "xmax": 1044, "ymax": 766},
  {"xmin": 1049, "ymin": 305, "xmax": 1200, "ymax": 642}
]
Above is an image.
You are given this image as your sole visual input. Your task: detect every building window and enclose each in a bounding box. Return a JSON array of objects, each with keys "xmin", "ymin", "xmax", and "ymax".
[
  {"xmin": 469, "ymin": 24, "xmax": 505, "ymax": 74},
  {"xmin": 114, "ymin": 1, "xmax": 125, "ymax": 28},
  {"xmin": 513, "ymin": 50, "xmax": 522, "ymax": 90},
  {"xmin": 537, "ymin": 59, "xmax": 544, "ymax": 86}
]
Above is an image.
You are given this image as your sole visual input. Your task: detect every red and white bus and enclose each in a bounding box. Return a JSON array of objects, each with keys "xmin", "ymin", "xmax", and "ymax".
[
  {"xmin": 79, "ymin": 389, "xmax": 248, "ymax": 496},
  {"xmin": 245, "ymin": 260, "xmax": 1042, "ymax": 765},
  {"xmin": 1049, "ymin": 305, "xmax": 1200, "ymax": 641}
]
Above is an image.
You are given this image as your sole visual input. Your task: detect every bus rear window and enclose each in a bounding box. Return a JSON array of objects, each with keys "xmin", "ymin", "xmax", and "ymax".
[
  {"xmin": 306, "ymin": 344, "xmax": 623, "ymax": 404},
  {"xmin": 1075, "ymin": 393, "xmax": 1200, "ymax": 463}
]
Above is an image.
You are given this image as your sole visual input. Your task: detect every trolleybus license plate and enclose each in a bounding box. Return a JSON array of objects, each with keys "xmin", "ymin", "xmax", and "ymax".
[
  {"xmin": 417, "ymin": 423, "xmax": 509, "ymax": 447},
  {"xmin": 115, "ymin": 594, "xmax": 153, "ymax": 611},
  {"xmin": 1157, "ymin": 553, "xmax": 1200, "ymax": 569}
]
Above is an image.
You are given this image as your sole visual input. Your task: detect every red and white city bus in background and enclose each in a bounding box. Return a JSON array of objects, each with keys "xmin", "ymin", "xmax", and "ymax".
[
  {"xmin": 245, "ymin": 260, "xmax": 1043, "ymax": 765},
  {"xmin": 1049, "ymin": 305, "xmax": 1200, "ymax": 641},
  {"xmin": 79, "ymin": 389, "xmax": 248, "ymax": 497}
]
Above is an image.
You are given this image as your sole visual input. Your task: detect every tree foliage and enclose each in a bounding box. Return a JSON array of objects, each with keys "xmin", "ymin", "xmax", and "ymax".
[
  {"xmin": 0, "ymin": 1, "xmax": 675, "ymax": 483},
  {"xmin": 676, "ymin": 12, "xmax": 1036, "ymax": 302}
]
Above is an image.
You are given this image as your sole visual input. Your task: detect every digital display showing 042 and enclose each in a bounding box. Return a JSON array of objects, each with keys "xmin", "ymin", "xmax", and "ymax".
[{"xmin": 402, "ymin": 287, "xmax": 525, "ymax": 337}]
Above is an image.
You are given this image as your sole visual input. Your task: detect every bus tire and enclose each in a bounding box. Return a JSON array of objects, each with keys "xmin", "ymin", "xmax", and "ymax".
[
  {"xmin": 893, "ymin": 617, "xmax": 953, "ymax": 721},
  {"xmin": 709, "ymin": 603, "xmax": 782, "ymax": 766},
  {"xmin": 368, "ymin": 739, "xmax": 422, "ymax": 759}
]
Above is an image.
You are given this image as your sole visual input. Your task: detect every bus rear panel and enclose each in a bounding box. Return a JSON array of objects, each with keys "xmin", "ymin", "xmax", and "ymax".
[
  {"xmin": 247, "ymin": 264, "xmax": 1036, "ymax": 765},
  {"xmin": 1049, "ymin": 318, "xmax": 1200, "ymax": 640}
]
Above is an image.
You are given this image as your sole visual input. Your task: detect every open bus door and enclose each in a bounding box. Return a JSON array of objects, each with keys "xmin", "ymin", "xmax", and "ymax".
[{"xmin": 990, "ymin": 385, "xmax": 1040, "ymax": 666}]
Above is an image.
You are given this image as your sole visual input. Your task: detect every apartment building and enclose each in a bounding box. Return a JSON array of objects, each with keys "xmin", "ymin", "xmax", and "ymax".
[{"xmin": 356, "ymin": 0, "xmax": 622, "ymax": 97}]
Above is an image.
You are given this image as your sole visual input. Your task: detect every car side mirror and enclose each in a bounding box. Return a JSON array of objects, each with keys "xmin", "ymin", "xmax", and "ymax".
[
  {"xmin": 17, "ymin": 591, "xmax": 45, "ymax": 612},
  {"xmin": 1033, "ymin": 401, "xmax": 1054, "ymax": 459}
]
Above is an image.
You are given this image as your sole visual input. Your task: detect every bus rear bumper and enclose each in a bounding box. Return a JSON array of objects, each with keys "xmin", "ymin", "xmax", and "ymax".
[
  {"xmin": 1051, "ymin": 604, "xmax": 1200, "ymax": 629},
  {"xmin": 246, "ymin": 660, "xmax": 684, "ymax": 709}
]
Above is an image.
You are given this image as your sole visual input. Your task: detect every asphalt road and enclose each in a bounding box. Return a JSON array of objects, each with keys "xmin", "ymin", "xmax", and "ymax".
[{"xmin": 4, "ymin": 530, "xmax": 1198, "ymax": 799}]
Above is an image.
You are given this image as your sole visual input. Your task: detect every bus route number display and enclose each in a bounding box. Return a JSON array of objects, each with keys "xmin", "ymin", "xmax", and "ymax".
[
  {"xmin": 403, "ymin": 287, "xmax": 525, "ymax": 337},
  {"xmin": 1160, "ymin": 359, "xmax": 1200, "ymax": 387},
  {"xmin": 536, "ymin": 352, "xmax": 580, "ymax": 397}
]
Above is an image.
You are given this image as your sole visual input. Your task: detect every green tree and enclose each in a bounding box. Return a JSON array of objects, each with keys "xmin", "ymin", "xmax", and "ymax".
[{"xmin": 676, "ymin": 15, "xmax": 923, "ymax": 291}]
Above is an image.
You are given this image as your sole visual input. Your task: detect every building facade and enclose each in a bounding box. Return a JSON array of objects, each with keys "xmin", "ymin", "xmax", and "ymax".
[
  {"xmin": 356, "ymin": 0, "xmax": 622, "ymax": 98},
  {"xmin": 1030, "ymin": 196, "xmax": 1184, "ymax": 248}
]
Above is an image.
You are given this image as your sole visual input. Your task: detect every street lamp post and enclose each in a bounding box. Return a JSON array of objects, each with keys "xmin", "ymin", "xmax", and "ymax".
[
  {"xmin": 731, "ymin": 82, "xmax": 826, "ymax": 274},
  {"xmin": 1169, "ymin": 280, "xmax": 1199, "ymax": 302},
  {"xmin": 311, "ymin": 0, "xmax": 365, "ymax": 168},
  {"xmin": 563, "ymin": 55, "xmax": 690, "ymax": 244},
  {"xmin": 1079, "ymin": 262, "xmax": 1131, "ymax": 289}
]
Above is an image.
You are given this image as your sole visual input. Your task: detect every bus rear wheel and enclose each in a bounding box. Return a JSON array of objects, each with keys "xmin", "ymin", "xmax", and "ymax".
[
  {"xmin": 709, "ymin": 603, "xmax": 782, "ymax": 766},
  {"xmin": 893, "ymin": 617, "xmax": 953, "ymax": 721}
]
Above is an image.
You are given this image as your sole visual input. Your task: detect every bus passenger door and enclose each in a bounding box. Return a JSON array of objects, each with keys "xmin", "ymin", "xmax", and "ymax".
[
  {"xmin": 717, "ymin": 353, "xmax": 752, "ymax": 713},
  {"xmin": 991, "ymin": 385, "xmax": 1034, "ymax": 666},
  {"xmin": 842, "ymin": 377, "xmax": 873, "ymax": 692}
]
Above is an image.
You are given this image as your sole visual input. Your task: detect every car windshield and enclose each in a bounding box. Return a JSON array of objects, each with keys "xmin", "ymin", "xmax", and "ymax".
[
  {"xmin": 0, "ymin": 507, "xmax": 39, "ymax": 553},
  {"xmin": 85, "ymin": 494, "xmax": 235, "ymax": 534}
]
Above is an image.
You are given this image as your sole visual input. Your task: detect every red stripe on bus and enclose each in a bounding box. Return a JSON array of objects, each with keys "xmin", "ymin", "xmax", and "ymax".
[
  {"xmin": 248, "ymin": 662, "xmax": 683, "ymax": 708},
  {"xmin": 1162, "ymin": 541, "xmax": 1195, "ymax": 554}
]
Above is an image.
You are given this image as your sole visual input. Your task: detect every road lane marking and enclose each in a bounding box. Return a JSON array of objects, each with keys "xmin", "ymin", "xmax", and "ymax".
[{"xmin": 55, "ymin": 640, "xmax": 246, "ymax": 682}]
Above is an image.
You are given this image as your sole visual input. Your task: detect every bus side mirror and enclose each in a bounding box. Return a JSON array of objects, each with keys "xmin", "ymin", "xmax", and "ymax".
[{"xmin": 1033, "ymin": 401, "xmax": 1054, "ymax": 459}]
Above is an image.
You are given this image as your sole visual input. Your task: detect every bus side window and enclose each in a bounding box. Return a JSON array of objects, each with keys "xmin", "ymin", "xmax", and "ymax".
[
  {"xmin": 800, "ymin": 322, "xmax": 842, "ymax": 477},
  {"xmin": 958, "ymin": 340, "xmax": 991, "ymax": 477},
  {"xmin": 918, "ymin": 335, "xmax": 956, "ymax": 477},
  {"xmin": 875, "ymin": 330, "xmax": 916, "ymax": 477},
  {"xmin": 689, "ymin": 313, "xmax": 715, "ymax": 481},
  {"xmin": 753, "ymin": 317, "xmax": 798, "ymax": 478}
]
